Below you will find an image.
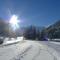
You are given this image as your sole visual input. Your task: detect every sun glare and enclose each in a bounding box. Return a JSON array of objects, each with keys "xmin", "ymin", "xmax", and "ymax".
[{"xmin": 9, "ymin": 15, "xmax": 20, "ymax": 30}]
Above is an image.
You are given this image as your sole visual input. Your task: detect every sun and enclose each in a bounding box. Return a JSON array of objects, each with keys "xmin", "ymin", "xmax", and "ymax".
[
  {"xmin": 9, "ymin": 15, "xmax": 20, "ymax": 30},
  {"xmin": 9, "ymin": 15, "xmax": 19, "ymax": 25}
]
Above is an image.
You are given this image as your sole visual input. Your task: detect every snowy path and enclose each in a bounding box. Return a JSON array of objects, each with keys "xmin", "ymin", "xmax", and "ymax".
[{"xmin": 0, "ymin": 40, "xmax": 60, "ymax": 60}]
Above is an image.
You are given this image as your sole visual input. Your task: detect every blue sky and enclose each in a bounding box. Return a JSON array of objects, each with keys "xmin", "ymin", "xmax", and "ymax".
[{"xmin": 0, "ymin": 0, "xmax": 60, "ymax": 27}]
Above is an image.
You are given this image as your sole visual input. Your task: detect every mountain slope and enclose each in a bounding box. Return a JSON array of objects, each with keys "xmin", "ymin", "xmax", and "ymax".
[{"xmin": 46, "ymin": 20, "xmax": 60, "ymax": 39}]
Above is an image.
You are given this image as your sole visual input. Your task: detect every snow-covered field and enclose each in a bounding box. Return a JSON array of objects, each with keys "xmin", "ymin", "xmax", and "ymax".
[
  {"xmin": 0, "ymin": 38, "xmax": 60, "ymax": 60},
  {"xmin": 50, "ymin": 41, "xmax": 60, "ymax": 45},
  {"xmin": 3, "ymin": 37, "xmax": 24, "ymax": 46}
]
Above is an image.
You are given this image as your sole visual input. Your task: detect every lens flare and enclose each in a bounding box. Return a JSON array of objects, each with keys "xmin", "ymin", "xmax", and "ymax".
[{"xmin": 9, "ymin": 15, "xmax": 20, "ymax": 30}]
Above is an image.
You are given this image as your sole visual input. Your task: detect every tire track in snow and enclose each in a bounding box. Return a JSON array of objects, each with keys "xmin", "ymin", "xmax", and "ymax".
[
  {"xmin": 32, "ymin": 45, "xmax": 41, "ymax": 60},
  {"xmin": 11, "ymin": 45, "xmax": 32, "ymax": 60}
]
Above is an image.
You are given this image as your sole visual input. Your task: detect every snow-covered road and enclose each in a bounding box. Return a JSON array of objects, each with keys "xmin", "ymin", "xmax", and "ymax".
[{"xmin": 0, "ymin": 40, "xmax": 60, "ymax": 60}]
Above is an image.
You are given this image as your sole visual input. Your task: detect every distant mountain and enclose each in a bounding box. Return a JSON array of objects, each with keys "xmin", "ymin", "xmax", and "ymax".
[
  {"xmin": 46, "ymin": 20, "xmax": 60, "ymax": 31},
  {"xmin": 46, "ymin": 20, "xmax": 60, "ymax": 39}
]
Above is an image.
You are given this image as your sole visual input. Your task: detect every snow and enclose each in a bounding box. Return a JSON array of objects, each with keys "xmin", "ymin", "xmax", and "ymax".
[
  {"xmin": 0, "ymin": 39, "xmax": 60, "ymax": 60},
  {"xmin": 50, "ymin": 41, "xmax": 60, "ymax": 45},
  {"xmin": 3, "ymin": 37, "xmax": 23, "ymax": 46}
]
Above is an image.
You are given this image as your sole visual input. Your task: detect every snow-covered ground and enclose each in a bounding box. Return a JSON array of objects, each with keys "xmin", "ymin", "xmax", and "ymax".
[
  {"xmin": 50, "ymin": 41, "xmax": 60, "ymax": 45},
  {"xmin": 2, "ymin": 37, "xmax": 24, "ymax": 46},
  {"xmin": 0, "ymin": 39, "xmax": 60, "ymax": 60}
]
